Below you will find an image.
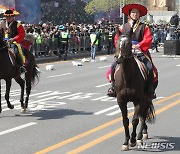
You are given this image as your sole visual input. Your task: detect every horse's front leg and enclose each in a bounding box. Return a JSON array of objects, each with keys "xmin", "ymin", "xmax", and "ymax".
[
  {"xmin": 14, "ymin": 77, "xmax": 25, "ymax": 110},
  {"xmin": 129, "ymin": 103, "xmax": 140, "ymax": 147},
  {"xmin": 5, "ymin": 79, "xmax": 14, "ymax": 109},
  {"xmin": 119, "ymin": 102, "xmax": 130, "ymax": 151}
]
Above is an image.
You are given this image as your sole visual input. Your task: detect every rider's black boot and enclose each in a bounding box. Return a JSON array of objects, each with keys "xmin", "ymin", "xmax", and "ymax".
[
  {"xmin": 107, "ymin": 81, "xmax": 116, "ymax": 97},
  {"xmin": 16, "ymin": 52, "xmax": 27, "ymax": 74},
  {"xmin": 147, "ymin": 84, "xmax": 156, "ymax": 101}
]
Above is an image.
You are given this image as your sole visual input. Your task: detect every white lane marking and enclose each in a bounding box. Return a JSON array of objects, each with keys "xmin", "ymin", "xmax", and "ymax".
[
  {"xmin": 176, "ymin": 64, "xmax": 180, "ymax": 67},
  {"xmin": 156, "ymin": 97, "xmax": 165, "ymax": 99},
  {"xmin": 30, "ymin": 96, "xmax": 59, "ymax": 103},
  {"xmin": 68, "ymin": 93, "xmax": 98, "ymax": 100},
  {"xmin": 96, "ymin": 83, "xmax": 111, "ymax": 88},
  {"xmin": 37, "ymin": 91, "xmax": 70, "ymax": 98},
  {"xmin": 57, "ymin": 93, "xmax": 82, "ymax": 99},
  {"xmin": 94, "ymin": 105, "xmax": 119, "ymax": 115},
  {"xmin": 92, "ymin": 95, "xmax": 116, "ymax": 101},
  {"xmin": 46, "ymin": 73, "xmax": 72, "ymax": 78},
  {"xmin": 30, "ymin": 91, "xmax": 52, "ymax": 97},
  {"xmin": 98, "ymin": 65, "xmax": 111, "ymax": 69},
  {"xmin": 3, "ymin": 96, "xmax": 60, "ymax": 111},
  {"xmin": 107, "ymin": 107, "xmax": 134, "ymax": 116},
  {"xmin": 0, "ymin": 122, "xmax": 37, "ymax": 136},
  {"xmin": 2, "ymin": 100, "xmax": 19, "ymax": 109},
  {"xmin": 92, "ymin": 96, "xmax": 109, "ymax": 101}
]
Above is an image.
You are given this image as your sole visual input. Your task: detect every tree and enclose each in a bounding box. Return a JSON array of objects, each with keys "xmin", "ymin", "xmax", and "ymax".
[{"xmin": 84, "ymin": 0, "xmax": 141, "ymax": 21}]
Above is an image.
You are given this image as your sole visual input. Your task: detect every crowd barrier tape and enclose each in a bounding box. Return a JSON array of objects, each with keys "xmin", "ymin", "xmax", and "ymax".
[{"xmin": 31, "ymin": 34, "xmax": 111, "ymax": 57}]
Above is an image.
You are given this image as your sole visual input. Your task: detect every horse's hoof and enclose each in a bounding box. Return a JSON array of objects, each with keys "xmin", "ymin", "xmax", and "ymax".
[
  {"xmin": 137, "ymin": 140, "xmax": 143, "ymax": 146},
  {"xmin": 143, "ymin": 133, "xmax": 148, "ymax": 140},
  {"xmin": 121, "ymin": 145, "xmax": 129, "ymax": 151},
  {"xmin": 20, "ymin": 108, "xmax": 26, "ymax": 113},
  {"xmin": 129, "ymin": 141, "xmax": 136, "ymax": 147},
  {"xmin": 8, "ymin": 104, "xmax": 14, "ymax": 109}
]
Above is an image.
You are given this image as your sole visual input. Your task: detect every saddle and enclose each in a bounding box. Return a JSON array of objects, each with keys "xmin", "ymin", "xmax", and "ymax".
[{"xmin": 114, "ymin": 56, "xmax": 148, "ymax": 82}]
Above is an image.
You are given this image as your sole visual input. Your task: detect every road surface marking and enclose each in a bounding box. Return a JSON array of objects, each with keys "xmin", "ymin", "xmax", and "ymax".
[
  {"xmin": 46, "ymin": 73, "xmax": 72, "ymax": 78},
  {"xmin": 35, "ymin": 93, "xmax": 180, "ymax": 154},
  {"xmin": 154, "ymin": 92, "xmax": 180, "ymax": 104},
  {"xmin": 57, "ymin": 93, "xmax": 82, "ymax": 99},
  {"xmin": 2, "ymin": 100, "xmax": 21, "ymax": 111},
  {"xmin": 95, "ymin": 83, "xmax": 111, "ymax": 88},
  {"xmin": 98, "ymin": 65, "xmax": 111, "ymax": 69},
  {"xmin": 67, "ymin": 100, "xmax": 180, "ymax": 154},
  {"xmin": 37, "ymin": 91, "xmax": 70, "ymax": 98},
  {"xmin": 92, "ymin": 95, "xmax": 116, "ymax": 101},
  {"xmin": 0, "ymin": 122, "xmax": 37, "ymax": 136},
  {"xmin": 30, "ymin": 91, "xmax": 53, "ymax": 97},
  {"xmin": 176, "ymin": 64, "xmax": 180, "ymax": 67},
  {"xmin": 94, "ymin": 105, "xmax": 119, "ymax": 115},
  {"xmin": 107, "ymin": 107, "xmax": 134, "ymax": 116}
]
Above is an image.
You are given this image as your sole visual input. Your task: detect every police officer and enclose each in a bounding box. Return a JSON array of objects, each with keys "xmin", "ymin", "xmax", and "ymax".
[
  {"xmin": 107, "ymin": 27, "xmax": 115, "ymax": 55},
  {"xmin": 59, "ymin": 26, "xmax": 69, "ymax": 57}
]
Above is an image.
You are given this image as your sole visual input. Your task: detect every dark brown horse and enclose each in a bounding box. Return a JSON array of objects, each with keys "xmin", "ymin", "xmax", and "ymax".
[
  {"xmin": 114, "ymin": 35, "xmax": 156, "ymax": 150},
  {"xmin": 0, "ymin": 36, "xmax": 39, "ymax": 113}
]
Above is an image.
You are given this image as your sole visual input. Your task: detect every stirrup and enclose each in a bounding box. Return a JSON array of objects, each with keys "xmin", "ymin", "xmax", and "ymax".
[
  {"xmin": 19, "ymin": 66, "xmax": 27, "ymax": 74},
  {"xmin": 148, "ymin": 92, "xmax": 156, "ymax": 101},
  {"xmin": 107, "ymin": 87, "xmax": 116, "ymax": 97}
]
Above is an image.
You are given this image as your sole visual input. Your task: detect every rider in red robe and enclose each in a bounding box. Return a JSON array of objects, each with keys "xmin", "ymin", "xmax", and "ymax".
[
  {"xmin": 3, "ymin": 8, "xmax": 27, "ymax": 73},
  {"xmin": 107, "ymin": 4, "xmax": 157, "ymax": 101}
]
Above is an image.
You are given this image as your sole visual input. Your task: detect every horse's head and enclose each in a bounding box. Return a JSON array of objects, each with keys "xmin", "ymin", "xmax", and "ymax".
[{"xmin": 116, "ymin": 35, "xmax": 132, "ymax": 58}]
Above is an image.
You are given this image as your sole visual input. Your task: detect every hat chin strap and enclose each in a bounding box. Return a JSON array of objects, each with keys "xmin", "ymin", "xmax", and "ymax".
[{"xmin": 129, "ymin": 16, "xmax": 137, "ymax": 28}]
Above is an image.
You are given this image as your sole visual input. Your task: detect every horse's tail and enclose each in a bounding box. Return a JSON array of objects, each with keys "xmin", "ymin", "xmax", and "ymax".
[
  {"xmin": 31, "ymin": 63, "xmax": 40, "ymax": 86},
  {"xmin": 146, "ymin": 101, "xmax": 156, "ymax": 123}
]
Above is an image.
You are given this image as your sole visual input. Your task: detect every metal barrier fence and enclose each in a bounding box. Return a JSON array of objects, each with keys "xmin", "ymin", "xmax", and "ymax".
[{"xmin": 31, "ymin": 34, "xmax": 111, "ymax": 57}]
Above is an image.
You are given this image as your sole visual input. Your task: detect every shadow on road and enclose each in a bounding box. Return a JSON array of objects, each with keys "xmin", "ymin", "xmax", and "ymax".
[{"xmin": 29, "ymin": 109, "xmax": 93, "ymax": 120}]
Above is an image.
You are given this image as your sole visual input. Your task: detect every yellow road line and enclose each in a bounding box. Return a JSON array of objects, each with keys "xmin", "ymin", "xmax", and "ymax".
[
  {"xmin": 68, "ymin": 100, "xmax": 180, "ymax": 154},
  {"xmin": 155, "ymin": 92, "xmax": 180, "ymax": 104},
  {"xmin": 35, "ymin": 92, "xmax": 180, "ymax": 154}
]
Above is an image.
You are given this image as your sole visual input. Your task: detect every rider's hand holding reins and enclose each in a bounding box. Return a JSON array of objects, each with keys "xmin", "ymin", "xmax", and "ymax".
[
  {"xmin": 7, "ymin": 38, "xmax": 15, "ymax": 44},
  {"xmin": 132, "ymin": 44, "xmax": 140, "ymax": 50}
]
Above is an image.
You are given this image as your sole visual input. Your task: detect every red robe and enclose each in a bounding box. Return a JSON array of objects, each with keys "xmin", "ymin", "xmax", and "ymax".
[{"xmin": 114, "ymin": 22, "xmax": 153, "ymax": 56}]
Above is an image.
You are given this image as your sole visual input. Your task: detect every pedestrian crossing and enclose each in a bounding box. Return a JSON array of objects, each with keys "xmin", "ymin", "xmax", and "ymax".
[
  {"xmin": 94, "ymin": 105, "xmax": 134, "ymax": 116},
  {"xmin": 1, "ymin": 89, "xmax": 130, "ymax": 116}
]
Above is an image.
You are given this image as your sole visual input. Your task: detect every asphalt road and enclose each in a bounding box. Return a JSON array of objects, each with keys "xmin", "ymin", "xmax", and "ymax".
[{"xmin": 0, "ymin": 49, "xmax": 179, "ymax": 154}]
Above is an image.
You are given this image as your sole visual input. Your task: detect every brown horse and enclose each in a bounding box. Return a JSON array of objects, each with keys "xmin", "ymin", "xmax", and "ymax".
[
  {"xmin": 0, "ymin": 36, "xmax": 39, "ymax": 113},
  {"xmin": 114, "ymin": 35, "xmax": 156, "ymax": 151}
]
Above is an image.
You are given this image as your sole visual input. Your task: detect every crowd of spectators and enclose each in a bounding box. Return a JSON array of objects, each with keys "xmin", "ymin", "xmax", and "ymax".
[
  {"xmin": 23, "ymin": 21, "xmax": 119, "ymax": 57},
  {"xmin": 22, "ymin": 20, "xmax": 179, "ymax": 57}
]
